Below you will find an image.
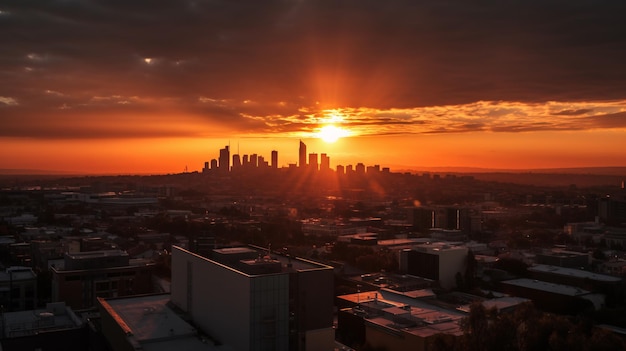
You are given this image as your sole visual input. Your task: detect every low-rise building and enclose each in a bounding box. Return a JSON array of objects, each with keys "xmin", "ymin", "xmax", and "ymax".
[
  {"xmin": 98, "ymin": 294, "xmax": 220, "ymax": 351},
  {"xmin": 499, "ymin": 278, "xmax": 604, "ymax": 314},
  {"xmin": 400, "ymin": 242, "xmax": 468, "ymax": 289},
  {"xmin": 51, "ymin": 250, "xmax": 155, "ymax": 309},
  {"xmin": 336, "ymin": 289, "xmax": 464, "ymax": 351},
  {"xmin": 0, "ymin": 266, "xmax": 37, "ymax": 311},
  {"xmin": 0, "ymin": 302, "xmax": 87, "ymax": 351}
]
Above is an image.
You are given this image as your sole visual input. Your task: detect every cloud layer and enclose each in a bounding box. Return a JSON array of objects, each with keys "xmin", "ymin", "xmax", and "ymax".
[{"xmin": 2, "ymin": 0, "xmax": 626, "ymax": 139}]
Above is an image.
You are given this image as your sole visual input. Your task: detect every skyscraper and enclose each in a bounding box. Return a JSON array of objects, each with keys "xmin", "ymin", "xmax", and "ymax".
[
  {"xmin": 271, "ymin": 150, "xmax": 278, "ymax": 169},
  {"xmin": 219, "ymin": 145, "xmax": 230, "ymax": 173},
  {"xmin": 232, "ymin": 154, "xmax": 241, "ymax": 169},
  {"xmin": 299, "ymin": 140, "xmax": 307, "ymax": 168},
  {"xmin": 309, "ymin": 153, "xmax": 318, "ymax": 171},
  {"xmin": 320, "ymin": 153, "xmax": 330, "ymax": 171}
]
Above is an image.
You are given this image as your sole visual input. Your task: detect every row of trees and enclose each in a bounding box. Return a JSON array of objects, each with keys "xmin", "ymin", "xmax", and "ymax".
[{"xmin": 431, "ymin": 302, "xmax": 625, "ymax": 351}]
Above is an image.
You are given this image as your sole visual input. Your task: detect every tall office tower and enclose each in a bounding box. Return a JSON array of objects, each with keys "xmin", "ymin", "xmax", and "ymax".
[
  {"xmin": 232, "ymin": 154, "xmax": 241, "ymax": 169},
  {"xmin": 320, "ymin": 153, "xmax": 330, "ymax": 171},
  {"xmin": 271, "ymin": 150, "xmax": 278, "ymax": 169},
  {"xmin": 202, "ymin": 161, "xmax": 209, "ymax": 173},
  {"xmin": 243, "ymin": 154, "xmax": 249, "ymax": 166},
  {"xmin": 355, "ymin": 163, "xmax": 365, "ymax": 174},
  {"xmin": 299, "ymin": 140, "xmax": 307, "ymax": 168},
  {"xmin": 171, "ymin": 246, "xmax": 334, "ymax": 351},
  {"xmin": 219, "ymin": 145, "xmax": 230, "ymax": 173},
  {"xmin": 336, "ymin": 165, "xmax": 345, "ymax": 175},
  {"xmin": 210, "ymin": 159, "xmax": 218, "ymax": 170},
  {"xmin": 250, "ymin": 153, "xmax": 258, "ymax": 168},
  {"xmin": 258, "ymin": 155, "xmax": 266, "ymax": 167},
  {"xmin": 308, "ymin": 153, "xmax": 318, "ymax": 171},
  {"xmin": 346, "ymin": 164, "xmax": 353, "ymax": 174}
]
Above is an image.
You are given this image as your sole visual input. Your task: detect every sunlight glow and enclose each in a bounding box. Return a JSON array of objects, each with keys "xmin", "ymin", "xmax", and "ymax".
[{"xmin": 317, "ymin": 124, "xmax": 349, "ymax": 143}]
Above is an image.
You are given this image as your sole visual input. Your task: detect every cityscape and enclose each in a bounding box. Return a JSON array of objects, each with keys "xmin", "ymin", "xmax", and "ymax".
[
  {"xmin": 2, "ymin": 1, "xmax": 626, "ymax": 351},
  {"xmin": 200, "ymin": 141, "xmax": 390, "ymax": 175},
  {"xmin": 1, "ymin": 141, "xmax": 626, "ymax": 350}
]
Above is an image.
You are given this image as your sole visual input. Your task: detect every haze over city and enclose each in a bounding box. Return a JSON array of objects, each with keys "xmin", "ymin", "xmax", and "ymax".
[{"xmin": 1, "ymin": 1, "xmax": 626, "ymax": 174}]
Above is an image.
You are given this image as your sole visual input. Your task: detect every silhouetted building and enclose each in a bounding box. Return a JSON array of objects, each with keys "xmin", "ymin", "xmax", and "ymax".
[
  {"xmin": 250, "ymin": 153, "xmax": 258, "ymax": 168},
  {"xmin": 299, "ymin": 140, "xmax": 307, "ymax": 168},
  {"xmin": 408, "ymin": 207, "xmax": 435, "ymax": 231},
  {"xmin": 320, "ymin": 153, "xmax": 330, "ymax": 171},
  {"xmin": 233, "ymin": 154, "xmax": 242, "ymax": 169},
  {"xmin": 308, "ymin": 153, "xmax": 318, "ymax": 171},
  {"xmin": 355, "ymin": 163, "xmax": 365, "ymax": 174},
  {"xmin": 219, "ymin": 145, "xmax": 230, "ymax": 173},
  {"xmin": 599, "ymin": 189, "xmax": 626, "ymax": 225},
  {"xmin": 271, "ymin": 150, "xmax": 278, "ymax": 169},
  {"xmin": 171, "ymin": 245, "xmax": 334, "ymax": 351}
]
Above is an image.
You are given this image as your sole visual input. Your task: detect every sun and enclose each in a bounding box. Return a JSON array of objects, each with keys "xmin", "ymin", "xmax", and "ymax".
[{"xmin": 318, "ymin": 125, "xmax": 349, "ymax": 143}]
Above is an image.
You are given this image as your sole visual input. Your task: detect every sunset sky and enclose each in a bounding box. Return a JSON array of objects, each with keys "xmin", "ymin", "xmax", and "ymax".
[{"xmin": 1, "ymin": 0, "xmax": 626, "ymax": 174}]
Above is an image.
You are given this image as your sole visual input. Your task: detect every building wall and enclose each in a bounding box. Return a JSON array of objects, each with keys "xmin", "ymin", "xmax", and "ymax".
[
  {"xmin": 305, "ymin": 328, "xmax": 335, "ymax": 351},
  {"xmin": 52, "ymin": 265, "xmax": 154, "ymax": 309},
  {"xmin": 98, "ymin": 298, "xmax": 138, "ymax": 351},
  {"xmin": 438, "ymin": 248, "xmax": 468, "ymax": 289},
  {"xmin": 172, "ymin": 246, "xmax": 292, "ymax": 351},
  {"xmin": 0, "ymin": 276, "xmax": 37, "ymax": 311},
  {"xmin": 365, "ymin": 322, "xmax": 425, "ymax": 351},
  {"xmin": 0, "ymin": 326, "xmax": 88, "ymax": 351},
  {"xmin": 404, "ymin": 251, "xmax": 439, "ymax": 281},
  {"xmin": 290, "ymin": 268, "xmax": 334, "ymax": 351}
]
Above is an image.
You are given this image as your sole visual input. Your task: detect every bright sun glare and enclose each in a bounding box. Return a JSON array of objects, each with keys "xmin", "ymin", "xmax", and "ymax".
[{"xmin": 318, "ymin": 125, "xmax": 349, "ymax": 143}]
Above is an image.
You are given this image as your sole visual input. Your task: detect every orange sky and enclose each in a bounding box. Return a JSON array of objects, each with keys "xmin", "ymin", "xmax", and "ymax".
[{"xmin": 1, "ymin": 1, "xmax": 626, "ymax": 174}]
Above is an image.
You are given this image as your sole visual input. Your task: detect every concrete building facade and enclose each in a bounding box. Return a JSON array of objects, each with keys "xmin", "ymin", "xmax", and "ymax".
[{"xmin": 171, "ymin": 245, "xmax": 334, "ymax": 351}]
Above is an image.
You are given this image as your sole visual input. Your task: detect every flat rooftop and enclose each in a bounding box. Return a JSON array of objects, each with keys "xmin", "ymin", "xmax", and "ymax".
[
  {"xmin": 0, "ymin": 267, "xmax": 36, "ymax": 281},
  {"xmin": 66, "ymin": 249, "xmax": 128, "ymax": 259},
  {"xmin": 529, "ymin": 264, "xmax": 622, "ymax": 282},
  {"xmin": 101, "ymin": 294, "xmax": 220, "ymax": 351},
  {"xmin": 503, "ymin": 278, "xmax": 590, "ymax": 296},
  {"xmin": 2, "ymin": 302, "xmax": 81, "ymax": 338}
]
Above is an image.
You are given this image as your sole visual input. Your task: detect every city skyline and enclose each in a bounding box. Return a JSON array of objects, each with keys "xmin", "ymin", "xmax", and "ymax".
[{"xmin": 2, "ymin": 1, "xmax": 626, "ymax": 174}]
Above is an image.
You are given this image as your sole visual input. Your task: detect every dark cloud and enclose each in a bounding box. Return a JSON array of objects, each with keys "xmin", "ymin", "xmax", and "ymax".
[
  {"xmin": 582, "ymin": 112, "xmax": 626, "ymax": 129},
  {"xmin": 2, "ymin": 0, "xmax": 626, "ymax": 139},
  {"xmin": 552, "ymin": 109, "xmax": 593, "ymax": 116}
]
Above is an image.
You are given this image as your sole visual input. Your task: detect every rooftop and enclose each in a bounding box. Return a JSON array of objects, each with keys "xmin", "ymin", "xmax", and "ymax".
[
  {"xmin": 503, "ymin": 278, "xmax": 591, "ymax": 296},
  {"xmin": 1, "ymin": 302, "xmax": 82, "ymax": 338},
  {"xmin": 100, "ymin": 294, "xmax": 220, "ymax": 351},
  {"xmin": 529, "ymin": 264, "xmax": 622, "ymax": 283},
  {"xmin": 66, "ymin": 249, "xmax": 128, "ymax": 259},
  {"xmin": 0, "ymin": 266, "xmax": 36, "ymax": 282}
]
